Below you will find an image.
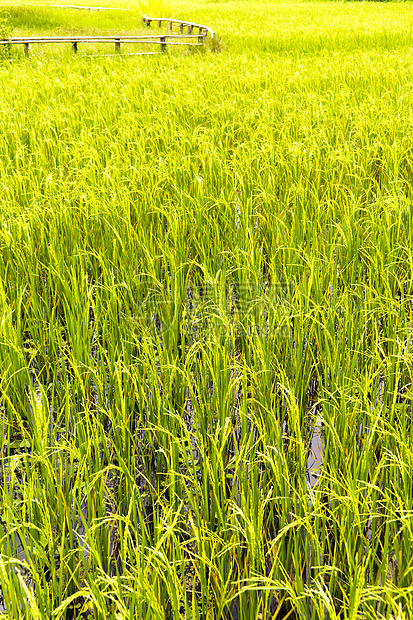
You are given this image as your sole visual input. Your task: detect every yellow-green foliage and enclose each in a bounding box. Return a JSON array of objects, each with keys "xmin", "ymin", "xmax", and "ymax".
[
  {"xmin": 138, "ymin": 0, "xmax": 172, "ymax": 16},
  {"xmin": 1, "ymin": 2, "xmax": 413, "ymax": 619}
]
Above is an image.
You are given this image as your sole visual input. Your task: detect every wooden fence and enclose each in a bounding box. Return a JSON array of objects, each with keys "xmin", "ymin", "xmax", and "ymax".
[
  {"xmin": 142, "ymin": 15, "xmax": 214, "ymax": 40},
  {"xmin": 0, "ymin": 15, "xmax": 215, "ymax": 58}
]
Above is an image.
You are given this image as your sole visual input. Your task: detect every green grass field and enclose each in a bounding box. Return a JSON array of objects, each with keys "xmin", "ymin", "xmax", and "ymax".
[{"xmin": 1, "ymin": 1, "xmax": 413, "ymax": 618}]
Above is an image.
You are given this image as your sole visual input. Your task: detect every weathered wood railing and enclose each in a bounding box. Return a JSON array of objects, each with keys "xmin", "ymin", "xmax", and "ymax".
[
  {"xmin": 53, "ymin": 4, "xmax": 130, "ymax": 10},
  {"xmin": 142, "ymin": 15, "xmax": 215, "ymax": 40},
  {"xmin": 0, "ymin": 32, "xmax": 207, "ymax": 58}
]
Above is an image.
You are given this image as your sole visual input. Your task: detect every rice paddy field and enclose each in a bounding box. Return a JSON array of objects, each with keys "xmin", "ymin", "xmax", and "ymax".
[{"xmin": 1, "ymin": 0, "xmax": 413, "ymax": 618}]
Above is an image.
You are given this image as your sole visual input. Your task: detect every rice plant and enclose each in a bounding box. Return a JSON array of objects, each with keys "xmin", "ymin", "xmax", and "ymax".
[{"xmin": 1, "ymin": 1, "xmax": 413, "ymax": 618}]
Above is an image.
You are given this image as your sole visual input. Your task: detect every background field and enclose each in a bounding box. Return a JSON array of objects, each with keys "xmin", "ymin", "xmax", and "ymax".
[{"xmin": 1, "ymin": 1, "xmax": 413, "ymax": 619}]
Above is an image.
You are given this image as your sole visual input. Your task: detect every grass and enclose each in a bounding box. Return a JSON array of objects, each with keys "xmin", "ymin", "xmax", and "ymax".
[{"xmin": 1, "ymin": 1, "xmax": 413, "ymax": 618}]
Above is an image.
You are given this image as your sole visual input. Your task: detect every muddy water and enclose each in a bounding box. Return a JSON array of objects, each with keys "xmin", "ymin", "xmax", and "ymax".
[{"xmin": 306, "ymin": 414, "xmax": 324, "ymax": 489}]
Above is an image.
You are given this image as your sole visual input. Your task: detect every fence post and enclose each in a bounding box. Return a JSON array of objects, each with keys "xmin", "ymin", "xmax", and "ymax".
[
  {"xmin": 179, "ymin": 23, "xmax": 183, "ymax": 34},
  {"xmin": 158, "ymin": 19, "xmax": 162, "ymax": 27},
  {"xmin": 198, "ymin": 30, "xmax": 207, "ymax": 45},
  {"xmin": 115, "ymin": 38, "xmax": 120, "ymax": 52},
  {"xmin": 168, "ymin": 20, "xmax": 172, "ymax": 33},
  {"xmin": 24, "ymin": 42, "xmax": 29, "ymax": 57},
  {"xmin": 188, "ymin": 24, "xmax": 193, "ymax": 34},
  {"xmin": 72, "ymin": 41, "xmax": 78, "ymax": 53},
  {"xmin": 160, "ymin": 36, "xmax": 166, "ymax": 52}
]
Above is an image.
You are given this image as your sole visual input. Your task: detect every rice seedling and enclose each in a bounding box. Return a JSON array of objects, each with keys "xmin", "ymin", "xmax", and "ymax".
[{"xmin": 1, "ymin": 0, "xmax": 413, "ymax": 618}]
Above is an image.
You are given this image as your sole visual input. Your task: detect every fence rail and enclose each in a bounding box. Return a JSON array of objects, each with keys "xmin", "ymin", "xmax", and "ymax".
[
  {"xmin": 0, "ymin": 31, "xmax": 208, "ymax": 58},
  {"xmin": 142, "ymin": 15, "xmax": 215, "ymax": 40},
  {"xmin": 53, "ymin": 4, "xmax": 130, "ymax": 10}
]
